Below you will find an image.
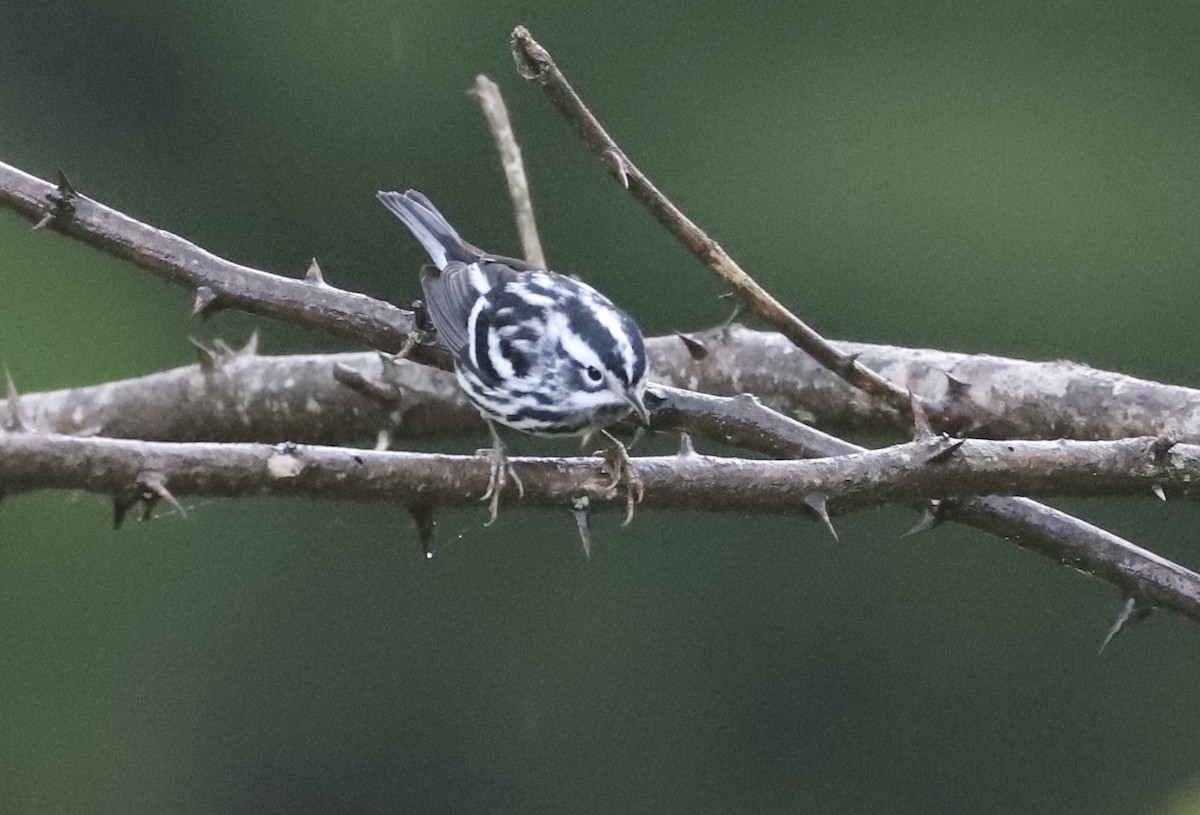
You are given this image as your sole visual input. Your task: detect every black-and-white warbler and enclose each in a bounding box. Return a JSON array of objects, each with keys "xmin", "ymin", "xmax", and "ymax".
[{"xmin": 377, "ymin": 189, "xmax": 649, "ymax": 521}]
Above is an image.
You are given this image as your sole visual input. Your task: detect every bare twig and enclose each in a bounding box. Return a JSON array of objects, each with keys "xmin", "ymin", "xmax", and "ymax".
[
  {"xmin": 511, "ymin": 26, "xmax": 918, "ymax": 422},
  {"xmin": 471, "ymin": 74, "xmax": 546, "ymax": 268}
]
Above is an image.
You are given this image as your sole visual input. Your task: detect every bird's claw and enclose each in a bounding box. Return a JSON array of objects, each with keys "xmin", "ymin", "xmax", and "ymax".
[
  {"xmin": 477, "ymin": 439, "xmax": 523, "ymax": 525},
  {"xmin": 599, "ymin": 430, "xmax": 644, "ymax": 526}
]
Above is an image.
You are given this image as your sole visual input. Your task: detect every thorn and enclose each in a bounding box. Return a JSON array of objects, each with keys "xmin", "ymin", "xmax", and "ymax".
[
  {"xmin": 643, "ymin": 386, "xmax": 667, "ymax": 411},
  {"xmin": 409, "ymin": 503, "xmax": 436, "ymax": 558},
  {"xmin": 1151, "ymin": 483, "xmax": 1166, "ymax": 502},
  {"xmin": 834, "ymin": 352, "xmax": 863, "ymax": 379},
  {"xmin": 1099, "ymin": 596, "xmax": 1151, "ymax": 654},
  {"xmin": 910, "ymin": 391, "xmax": 933, "ymax": 438},
  {"xmin": 1150, "ymin": 435, "xmax": 1178, "ymax": 464},
  {"xmin": 802, "ymin": 492, "xmax": 839, "ymax": 542},
  {"xmin": 113, "ymin": 495, "xmax": 133, "ymax": 530},
  {"xmin": 677, "ymin": 432, "xmax": 696, "ymax": 457},
  {"xmin": 900, "ymin": 501, "xmax": 943, "ymax": 538},
  {"xmin": 925, "ymin": 437, "xmax": 966, "ymax": 465},
  {"xmin": 192, "ymin": 286, "xmax": 219, "ymax": 318},
  {"xmin": 189, "ymin": 338, "xmax": 219, "ymax": 373},
  {"xmin": 604, "ymin": 148, "xmax": 630, "ymax": 189},
  {"xmin": 56, "ymin": 168, "xmax": 77, "ymax": 198},
  {"xmin": 943, "ymin": 372, "xmax": 971, "ymax": 402},
  {"xmin": 375, "ymin": 429, "xmax": 391, "ymax": 451},
  {"xmin": 571, "ymin": 497, "xmax": 592, "ymax": 559},
  {"xmin": 32, "ymin": 169, "xmax": 79, "ymax": 229},
  {"xmin": 304, "ymin": 258, "xmax": 326, "ymax": 285},
  {"xmin": 240, "ymin": 329, "xmax": 260, "ymax": 357},
  {"xmin": 141, "ymin": 471, "xmax": 187, "ymax": 519},
  {"xmin": 673, "ymin": 331, "xmax": 709, "ymax": 361},
  {"xmin": 4, "ymin": 368, "xmax": 27, "ymax": 432}
]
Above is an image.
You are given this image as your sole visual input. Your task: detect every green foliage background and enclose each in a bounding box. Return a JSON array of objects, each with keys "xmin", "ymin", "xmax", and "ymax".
[{"xmin": 1, "ymin": 1, "xmax": 1197, "ymax": 812}]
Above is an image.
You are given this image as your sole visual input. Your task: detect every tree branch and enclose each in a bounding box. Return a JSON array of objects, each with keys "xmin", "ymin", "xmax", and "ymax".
[
  {"xmin": 6, "ymin": 329, "xmax": 1196, "ymax": 446},
  {"xmin": 2, "ymin": 429, "xmax": 1197, "ymax": 618},
  {"xmin": 652, "ymin": 326, "xmax": 1200, "ymax": 442},
  {"xmin": 1, "ymin": 427, "xmax": 1196, "ymax": 520},
  {"xmin": 0, "ymin": 160, "xmax": 448, "ymax": 365}
]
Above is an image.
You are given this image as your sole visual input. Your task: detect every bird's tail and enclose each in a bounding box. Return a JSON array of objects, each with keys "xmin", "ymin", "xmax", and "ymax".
[{"xmin": 376, "ymin": 190, "xmax": 478, "ymax": 268}]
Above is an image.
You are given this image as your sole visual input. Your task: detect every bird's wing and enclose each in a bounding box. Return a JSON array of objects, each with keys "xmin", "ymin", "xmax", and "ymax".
[
  {"xmin": 378, "ymin": 188, "xmax": 548, "ymax": 356},
  {"xmin": 419, "ymin": 260, "xmax": 523, "ymax": 357}
]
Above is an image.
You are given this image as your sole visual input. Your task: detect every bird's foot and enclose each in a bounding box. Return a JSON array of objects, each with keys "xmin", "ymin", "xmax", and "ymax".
[
  {"xmin": 598, "ymin": 430, "xmax": 644, "ymax": 526},
  {"xmin": 478, "ymin": 425, "xmax": 523, "ymax": 525}
]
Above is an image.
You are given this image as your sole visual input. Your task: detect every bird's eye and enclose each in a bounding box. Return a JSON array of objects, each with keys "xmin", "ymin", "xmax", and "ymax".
[{"xmin": 586, "ymin": 366, "xmax": 603, "ymax": 383}]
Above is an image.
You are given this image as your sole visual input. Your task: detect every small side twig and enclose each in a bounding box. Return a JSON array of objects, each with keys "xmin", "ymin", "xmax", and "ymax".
[{"xmin": 471, "ymin": 74, "xmax": 546, "ymax": 268}]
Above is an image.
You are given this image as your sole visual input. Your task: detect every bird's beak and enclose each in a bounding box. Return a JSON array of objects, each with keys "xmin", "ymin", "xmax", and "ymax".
[{"xmin": 624, "ymin": 387, "xmax": 651, "ymax": 427}]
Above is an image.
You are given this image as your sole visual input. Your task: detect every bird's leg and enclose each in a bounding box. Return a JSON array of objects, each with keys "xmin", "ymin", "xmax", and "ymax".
[
  {"xmin": 479, "ymin": 418, "xmax": 524, "ymax": 525},
  {"xmin": 598, "ymin": 429, "xmax": 644, "ymax": 526}
]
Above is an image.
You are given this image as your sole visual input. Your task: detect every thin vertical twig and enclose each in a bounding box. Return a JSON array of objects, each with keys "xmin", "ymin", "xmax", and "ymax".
[{"xmin": 470, "ymin": 74, "xmax": 546, "ymax": 268}]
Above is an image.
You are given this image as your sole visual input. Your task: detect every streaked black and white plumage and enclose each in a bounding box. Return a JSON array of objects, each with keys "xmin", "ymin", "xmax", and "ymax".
[{"xmin": 377, "ymin": 189, "xmax": 649, "ymax": 520}]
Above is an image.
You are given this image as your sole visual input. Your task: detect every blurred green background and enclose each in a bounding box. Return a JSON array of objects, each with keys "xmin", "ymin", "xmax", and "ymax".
[{"xmin": 1, "ymin": 1, "xmax": 1197, "ymax": 812}]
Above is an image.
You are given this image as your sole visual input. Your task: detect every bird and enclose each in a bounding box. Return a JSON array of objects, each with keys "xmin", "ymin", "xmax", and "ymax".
[{"xmin": 376, "ymin": 189, "xmax": 650, "ymax": 523}]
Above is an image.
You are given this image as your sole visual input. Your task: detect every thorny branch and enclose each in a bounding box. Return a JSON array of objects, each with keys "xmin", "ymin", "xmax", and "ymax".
[
  {"xmin": 0, "ymin": 161, "xmax": 450, "ymax": 367},
  {"xmin": 0, "ymin": 428, "xmax": 1197, "ymax": 619},
  {"xmin": 3, "ymin": 349, "xmax": 1199, "ymax": 625},
  {"xmin": 0, "ymin": 429, "xmax": 1195, "ymax": 523},
  {"xmin": 0, "ymin": 49, "xmax": 1197, "ymax": 632},
  {"xmin": 5, "ymin": 331, "xmax": 1197, "ymax": 445}
]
